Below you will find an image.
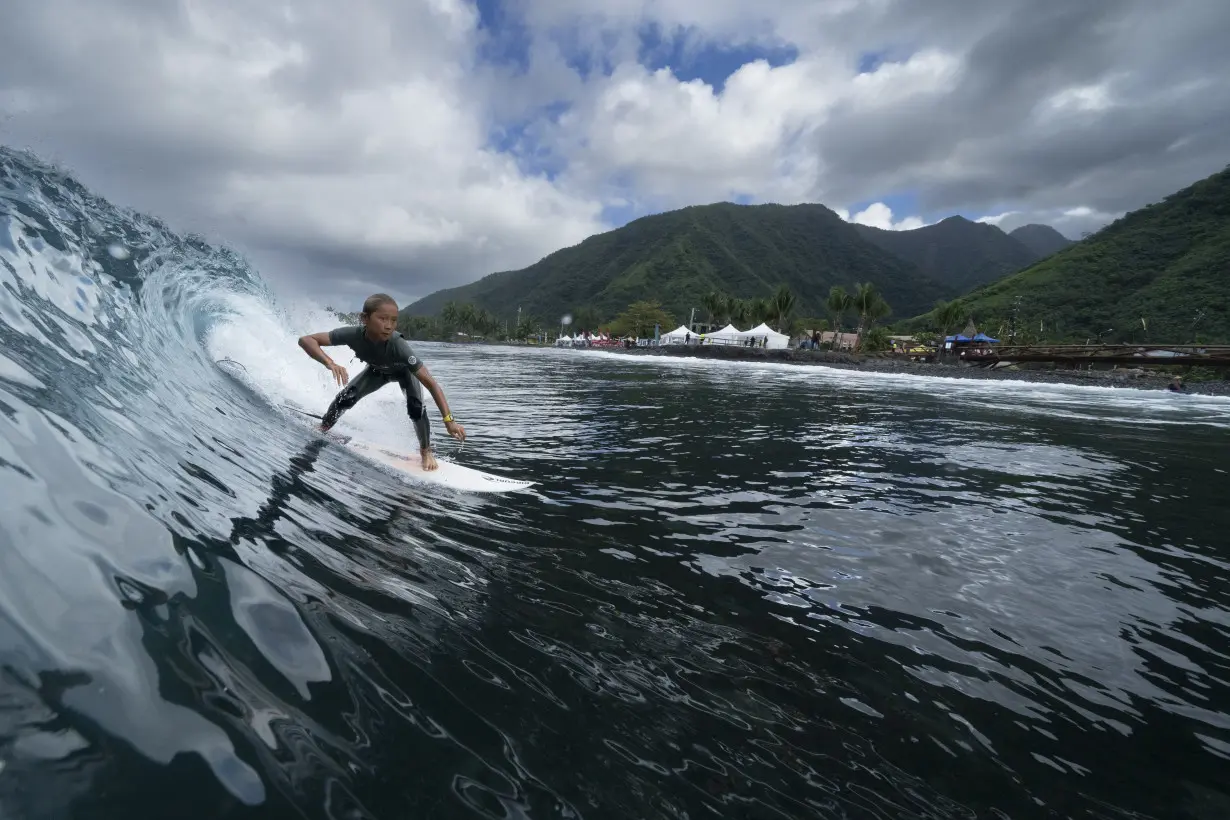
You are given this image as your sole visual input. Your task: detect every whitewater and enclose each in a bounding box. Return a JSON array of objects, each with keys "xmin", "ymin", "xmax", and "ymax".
[
  {"xmin": 0, "ymin": 148, "xmax": 515, "ymax": 814},
  {"xmin": 3, "ymin": 145, "xmax": 1230, "ymax": 820}
]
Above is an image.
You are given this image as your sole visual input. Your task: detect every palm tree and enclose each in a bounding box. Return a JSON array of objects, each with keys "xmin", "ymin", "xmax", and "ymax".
[
  {"xmin": 441, "ymin": 301, "xmax": 461, "ymax": 327},
  {"xmin": 826, "ymin": 286, "xmax": 854, "ymax": 349},
  {"xmin": 851, "ymin": 283, "xmax": 892, "ymax": 351},
  {"xmin": 772, "ymin": 285, "xmax": 796, "ymax": 331},
  {"xmin": 750, "ymin": 297, "xmax": 772, "ymax": 326},
  {"xmin": 473, "ymin": 307, "xmax": 497, "ymax": 337},
  {"xmin": 700, "ymin": 291, "xmax": 725, "ymax": 329},
  {"xmin": 515, "ymin": 314, "xmax": 540, "ymax": 340},
  {"xmin": 730, "ymin": 298, "xmax": 750, "ymax": 327},
  {"xmin": 931, "ymin": 300, "xmax": 967, "ymax": 356},
  {"xmin": 457, "ymin": 303, "xmax": 477, "ymax": 335},
  {"xmin": 572, "ymin": 306, "xmax": 601, "ymax": 334}
]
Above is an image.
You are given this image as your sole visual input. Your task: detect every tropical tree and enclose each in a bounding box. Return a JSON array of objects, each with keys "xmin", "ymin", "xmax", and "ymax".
[
  {"xmin": 610, "ymin": 300, "xmax": 674, "ymax": 338},
  {"xmin": 981, "ymin": 317, "xmax": 1009, "ymax": 341},
  {"xmin": 750, "ymin": 297, "xmax": 772, "ymax": 326},
  {"xmin": 826, "ymin": 286, "xmax": 854, "ymax": 347},
  {"xmin": 571, "ymin": 305, "xmax": 602, "ymax": 334},
  {"xmin": 772, "ymin": 285, "xmax": 796, "ymax": 331},
  {"xmin": 441, "ymin": 301, "xmax": 461, "ymax": 328},
  {"xmin": 730, "ymin": 298, "xmax": 751, "ymax": 328},
  {"xmin": 398, "ymin": 314, "xmax": 443, "ymax": 340},
  {"xmin": 931, "ymin": 300, "xmax": 966, "ymax": 337},
  {"xmin": 862, "ymin": 326, "xmax": 891, "ymax": 352},
  {"xmin": 700, "ymin": 291, "xmax": 726, "ymax": 328},
  {"xmin": 457, "ymin": 303, "xmax": 478, "ymax": 334},
  {"xmin": 473, "ymin": 307, "xmax": 498, "ymax": 337},
  {"xmin": 851, "ymin": 282, "xmax": 891, "ymax": 351},
  {"xmin": 930, "ymin": 300, "xmax": 967, "ymax": 357},
  {"xmin": 515, "ymin": 314, "xmax": 541, "ymax": 340}
]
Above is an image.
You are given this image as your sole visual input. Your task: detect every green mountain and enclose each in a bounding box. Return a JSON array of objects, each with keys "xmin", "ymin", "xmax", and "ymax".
[
  {"xmin": 917, "ymin": 165, "xmax": 1230, "ymax": 343},
  {"xmin": 403, "ymin": 202, "xmax": 956, "ymax": 325},
  {"xmin": 852, "ymin": 216, "xmax": 1041, "ymax": 293},
  {"xmin": 1009, "ymin": 224, "xmax": 1073, "ymax": 258}
]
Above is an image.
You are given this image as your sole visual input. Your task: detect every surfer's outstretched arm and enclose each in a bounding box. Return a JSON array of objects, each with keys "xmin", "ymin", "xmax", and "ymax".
[
  {"xmin": 413, "ymin": 365, "xmax": 466, "ymax": 444},
  {"xmin": 298, "ymin": 332, "xmax": 349, "ymax": 386}
]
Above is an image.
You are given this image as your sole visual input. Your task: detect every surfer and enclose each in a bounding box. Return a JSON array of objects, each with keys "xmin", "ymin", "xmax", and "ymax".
[{"xmin": 298, "ymin": 293, "xmax": 466, "ymax": 471}]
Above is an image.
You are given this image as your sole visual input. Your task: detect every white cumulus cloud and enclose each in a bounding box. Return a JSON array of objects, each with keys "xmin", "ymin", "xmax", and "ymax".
[{"xmin": 1, "ymin": 0, "xmax": 1227, "ymax": 306}]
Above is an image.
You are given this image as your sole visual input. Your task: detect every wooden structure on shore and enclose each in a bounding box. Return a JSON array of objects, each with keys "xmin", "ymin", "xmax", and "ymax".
[{"xmin": 967, "ymin": 344, "xmax": 1230, "ymax": 368}]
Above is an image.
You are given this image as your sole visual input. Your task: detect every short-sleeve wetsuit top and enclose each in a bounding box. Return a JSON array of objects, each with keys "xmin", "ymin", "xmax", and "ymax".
[{"xmin": 327, "ymin": 326, "xmax": 423, "ymax": 374}]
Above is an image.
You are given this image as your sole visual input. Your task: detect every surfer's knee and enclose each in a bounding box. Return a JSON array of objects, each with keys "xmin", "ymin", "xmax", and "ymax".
[
  {"xmin": 321, "ymin": 384, "xmax": 360, "ymax": 429},
  {"xmin": 334, "ymin": 383, "xmax": 363, "ymax": 409}
]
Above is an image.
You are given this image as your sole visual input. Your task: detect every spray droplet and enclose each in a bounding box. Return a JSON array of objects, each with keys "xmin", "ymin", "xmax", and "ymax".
[{"xmin": 107, "ymin": 243, "xmax": 130, "ymax": 260}]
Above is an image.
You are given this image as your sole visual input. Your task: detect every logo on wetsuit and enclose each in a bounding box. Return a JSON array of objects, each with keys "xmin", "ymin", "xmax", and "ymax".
[{"xmin": 407, "ymin": 356, "xmax": 418, "ymax": 367}]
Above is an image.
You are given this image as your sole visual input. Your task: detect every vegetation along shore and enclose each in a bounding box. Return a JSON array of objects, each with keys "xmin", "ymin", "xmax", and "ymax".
[{"xmin": 380, "ymin": 161, "xmax": 1229, "ymax": 396}]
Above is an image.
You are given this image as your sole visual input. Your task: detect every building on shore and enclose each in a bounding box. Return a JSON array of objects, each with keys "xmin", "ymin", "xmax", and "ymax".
[{"xmin": 817, "ymin": 331, "xmax": 859, "ymax": 351}]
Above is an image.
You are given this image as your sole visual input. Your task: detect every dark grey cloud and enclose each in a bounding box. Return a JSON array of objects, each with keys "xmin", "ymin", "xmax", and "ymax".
[
  {"xmin": 808, "ymin": 0, "xmax": 1230, "ymax": 228},
  {"xmin": 2, "ymin": 0, "xmax": 1228, "ymax": 308},
  {"xmin": 0, "ymin": 0, "xmax": 604, "ymax": 308}
]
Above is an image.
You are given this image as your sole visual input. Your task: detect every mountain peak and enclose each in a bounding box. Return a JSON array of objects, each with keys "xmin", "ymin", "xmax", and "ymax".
[
  {"xmin": 1008, "ymin": 224, "xmax": 1074, "ymax": 258},
  {"xmin": 942, "ymin": 165, "xmax": 1230, "ymax": 342},
  {"xmin": 403, "ymin": 201, "xmax": 954, "ymax": 324},
  {"xmin": 851, "ymin": 215, "xmax": 1042, "ymax": 292}
]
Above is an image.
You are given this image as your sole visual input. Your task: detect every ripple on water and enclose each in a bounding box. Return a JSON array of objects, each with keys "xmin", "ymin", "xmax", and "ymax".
[{"xmin": 5, "ymin": 160, "xmax": 1230, "ymax": 819}]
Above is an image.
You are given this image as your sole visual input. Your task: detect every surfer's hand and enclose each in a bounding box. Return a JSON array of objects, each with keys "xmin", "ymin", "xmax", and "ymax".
[
  {"xmin": 421, "ymin": 448, "xmax": 439, "ymax": 471},
  {"xmin": 327, "ymin": 361, "xmax": 349, "ymax": 386},
  {"xmin": 445, "ymin": 420, "xmax": 466, "ymax": 442}
]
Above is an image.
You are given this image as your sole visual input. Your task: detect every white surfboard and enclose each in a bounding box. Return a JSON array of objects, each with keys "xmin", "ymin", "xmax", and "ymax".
[
  {"xmin": 331, "ymin": 433, "xmax": 535, "ymax": 493},
  {"xmin": 213, "ymin": 362, "xmax": 532, "ymax": 493},
  {"xmin": 280, "ymin": 402, "xmax": 533, "ymax": 493}
]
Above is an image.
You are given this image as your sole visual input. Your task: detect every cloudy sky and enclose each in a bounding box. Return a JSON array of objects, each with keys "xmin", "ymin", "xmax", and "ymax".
[{"xmin": 2, "ymin": 0, "xmax": 1228, "ymax": 308}]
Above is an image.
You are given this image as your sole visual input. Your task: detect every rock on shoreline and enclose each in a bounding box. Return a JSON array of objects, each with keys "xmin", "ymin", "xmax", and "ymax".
[{"xmin": 595, "ymin": 343, "xmax": 1230, "ymax": 396}]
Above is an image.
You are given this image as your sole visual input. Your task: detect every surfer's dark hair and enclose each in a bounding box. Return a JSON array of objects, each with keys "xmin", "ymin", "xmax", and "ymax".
[{"xmin": 361, "ymin": 293, "xmax": 397, "ymax": 315}]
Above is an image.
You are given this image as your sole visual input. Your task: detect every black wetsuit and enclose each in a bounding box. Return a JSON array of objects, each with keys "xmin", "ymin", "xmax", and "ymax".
[{"xmin": 319, "ymin": 326, "xmax": 431, "ymax": 449}]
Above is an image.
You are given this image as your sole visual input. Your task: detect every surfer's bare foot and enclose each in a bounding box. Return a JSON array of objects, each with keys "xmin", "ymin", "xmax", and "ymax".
[{"xmin": 421, "ymin": 448, "xmax": 438, "ymax": 471}]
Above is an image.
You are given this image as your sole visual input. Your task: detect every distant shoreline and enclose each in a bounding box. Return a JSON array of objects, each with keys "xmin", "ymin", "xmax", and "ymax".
[{"xmin": 580, "ymin": 342, "xmax": 1230, "ymax": 396}]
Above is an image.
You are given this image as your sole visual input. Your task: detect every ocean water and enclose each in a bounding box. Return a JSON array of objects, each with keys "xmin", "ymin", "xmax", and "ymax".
[{"xmin": 2, "ymin": 146, "xmax": 1230, "ymax": 819}]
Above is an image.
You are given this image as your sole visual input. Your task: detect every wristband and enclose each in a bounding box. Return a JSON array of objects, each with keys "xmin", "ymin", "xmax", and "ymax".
[{"xmin": 442, "ymin": 413, "xmax": 455, "ymax": 423}]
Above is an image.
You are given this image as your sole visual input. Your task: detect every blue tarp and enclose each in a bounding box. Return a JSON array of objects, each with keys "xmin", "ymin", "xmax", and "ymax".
[{"xmin": 945, "ymin": 333, "xmax": 1000, "ymax": 343}]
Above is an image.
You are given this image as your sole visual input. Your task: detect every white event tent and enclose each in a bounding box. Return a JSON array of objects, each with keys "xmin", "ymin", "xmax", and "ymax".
[
  {"xmin": 706, "ymin": 323, "xmax": 743, "ymax": 344},
  {"xmin": 738, "ymin": 322, "xmax": 791, "ymax": 349},
  {"xmin": 661, "ymin": 325, "xmax": 693, "ymax": 343}
]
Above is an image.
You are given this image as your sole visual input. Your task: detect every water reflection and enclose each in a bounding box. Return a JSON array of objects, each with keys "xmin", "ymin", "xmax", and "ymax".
[{"xmin": 3, "ymin": 333, "xmax": 1230, "ymax": 818}]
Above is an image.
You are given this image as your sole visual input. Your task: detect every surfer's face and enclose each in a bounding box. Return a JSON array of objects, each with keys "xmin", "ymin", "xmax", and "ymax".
[{"xmin": 363, "ymin": 302, "xmax": 400, "ymax": 340}]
